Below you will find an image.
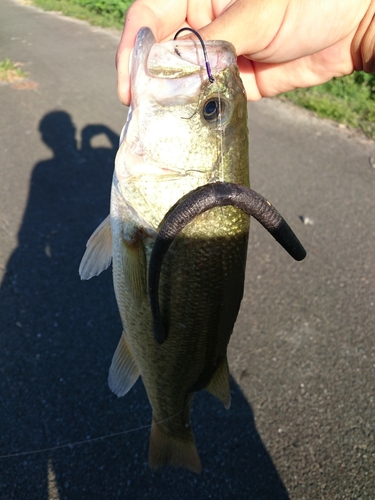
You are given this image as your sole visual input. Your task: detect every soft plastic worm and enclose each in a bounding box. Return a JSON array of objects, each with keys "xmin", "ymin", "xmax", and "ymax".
[{"xmin": 149, "ymin": 182, "xmax": 306, "ymax": 344}]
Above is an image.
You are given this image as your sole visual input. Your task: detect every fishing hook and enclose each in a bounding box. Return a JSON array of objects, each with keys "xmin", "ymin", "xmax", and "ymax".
[{"xmin": 174, "ymin": 28, "xmax": 215, "ymax": 83}]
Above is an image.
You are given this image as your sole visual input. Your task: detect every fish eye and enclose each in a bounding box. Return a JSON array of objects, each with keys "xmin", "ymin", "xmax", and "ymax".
[
  {"xmin": 204, "ymin": 99, "xmax": 219, "ymax": 120},
  {"xmin": 202, "ymin": 97, "xmax": 229, "ymax": 127}
]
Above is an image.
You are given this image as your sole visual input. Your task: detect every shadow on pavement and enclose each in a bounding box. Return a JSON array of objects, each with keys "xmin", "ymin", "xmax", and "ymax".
[{"xmin": 0, "ymin": 111, "xmax": 289, "ymax": 499}]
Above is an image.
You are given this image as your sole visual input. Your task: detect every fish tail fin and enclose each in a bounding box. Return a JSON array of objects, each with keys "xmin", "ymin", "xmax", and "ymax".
[{"xmin": 148, "ymin": 416, "xmax": 201, "ymax": 474}]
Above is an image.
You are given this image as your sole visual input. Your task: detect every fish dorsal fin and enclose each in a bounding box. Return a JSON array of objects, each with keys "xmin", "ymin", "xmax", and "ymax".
[
  {"xmin": 205, "ymin": 357, "xmax": 231, "ymax": 410},
  {"xmin": 79, "ymin": 215, "xmax": 112, "ymax": 280},
  {"xmin": 122, "ymin": 236, "xmax": 147, "ymax": 304},
  {"xmin": 108, "ymin": 331, "xmax": 140, "ymax": 397}
]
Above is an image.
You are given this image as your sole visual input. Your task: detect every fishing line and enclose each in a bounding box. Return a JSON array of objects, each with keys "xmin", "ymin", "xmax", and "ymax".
[
  {"xmin": 217, "ymin": 88, "xmax": 225, "ymax": 181},
  {"xmin": 173, "ymin": 28, "xmax": 214, "ymax": 83},
  {"xmin": 174, "ymin": 26, "xmax": 223, "ymax": 178},
  {"xmin": 0, "ymin": 411, "xmax": 183, "ymax": 460}
]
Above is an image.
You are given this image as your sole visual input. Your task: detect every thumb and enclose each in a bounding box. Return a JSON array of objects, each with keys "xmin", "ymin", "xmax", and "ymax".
[{"xmin": 197, "ymin": 0, "xmax": 287, "ymax": 58}]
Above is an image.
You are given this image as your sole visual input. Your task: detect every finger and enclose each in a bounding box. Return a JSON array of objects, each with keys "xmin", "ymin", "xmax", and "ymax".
[
  {"xmin": 352, "ymin": 0, "xmax": 375, "ymax": 72},
  {"xmin": 236, "ymin": 57, "xmax": 261, "ymax": 101},
  {"xmin": 243, "ymin": 33, "xmax": 355, "ymax": 100},
  {"xmin": 199, "ymin": 0, "xmax": 369, "ymax": 65}
]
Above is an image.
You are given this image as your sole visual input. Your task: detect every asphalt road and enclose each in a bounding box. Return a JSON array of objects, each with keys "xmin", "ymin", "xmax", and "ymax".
[{"xmin": 0, "ymin": 1, "xmax": 374, "ymax": 499}]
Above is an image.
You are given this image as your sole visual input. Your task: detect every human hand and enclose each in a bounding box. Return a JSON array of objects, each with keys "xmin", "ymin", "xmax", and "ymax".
[{"xmin": 116, "ymin": 0, "xmax": 374, "ymax": 105}]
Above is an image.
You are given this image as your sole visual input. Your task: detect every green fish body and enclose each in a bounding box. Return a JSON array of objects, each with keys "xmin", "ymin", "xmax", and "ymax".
[{"xmin": 80, "ymin": 28, "xmax": 304, "ymax": 473}]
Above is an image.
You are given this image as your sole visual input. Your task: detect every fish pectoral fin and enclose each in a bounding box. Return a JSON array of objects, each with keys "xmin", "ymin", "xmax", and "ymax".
[
  {"xmin": 122, "ymin": 235, "xmax": 147, "ymax": 304},
  {"xmin": 79, "ymin": 215, "xmax": 112, "ymax": 280},
  {"xmin": 149, "ymin": 416, "xmax": 201, "ymax": 474},
  {"xmin": 108, "ymin": 331, "xmax": 140, "ymax": 397},
  {"xmin": 205, "ymin": 357, "xmax": 231, "ymax": 410}
]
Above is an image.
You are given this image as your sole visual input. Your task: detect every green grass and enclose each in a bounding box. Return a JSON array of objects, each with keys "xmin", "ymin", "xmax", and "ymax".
[
  {"xmin": 32, "ymin": 0, "xmax": 133, "ymax": 29},
  {"xmin": 0, "ymin": 58, "xmax": 27, "ymax": 82},
  {"xmin": 282, "ymin": 72, "xmax": 375, "ymax": 139},
  {"xmin": 31, "ymin": 0, "xmax": 375, "ymax": 139}
]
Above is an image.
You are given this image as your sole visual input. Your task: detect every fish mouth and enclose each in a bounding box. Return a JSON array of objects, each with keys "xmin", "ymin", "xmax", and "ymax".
[
  {"xmin": 149, "ymin": 182, "xmax": 307, "ymax": 345},
  {"xmin": 130, "ymin": 27, "xmax": 236, "ymax": 104},
  {"xmin": 131, "ymin": 27, "xmax": 238, "ymax": 88}
]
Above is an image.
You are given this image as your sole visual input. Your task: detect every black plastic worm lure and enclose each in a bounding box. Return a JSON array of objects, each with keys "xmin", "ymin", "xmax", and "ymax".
[
  {"xmin": 149, "ymin": 182, "xmax": 306, "ymax": 345},
  {"xmin": 174, "ymin": 27, "xmax": 215, "ymax": 83}
]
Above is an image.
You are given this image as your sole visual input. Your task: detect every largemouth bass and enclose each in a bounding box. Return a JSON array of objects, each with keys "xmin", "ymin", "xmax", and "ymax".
[{"xmin": 79, "ymin": 27, "xmax": 305, "ymax": 473}]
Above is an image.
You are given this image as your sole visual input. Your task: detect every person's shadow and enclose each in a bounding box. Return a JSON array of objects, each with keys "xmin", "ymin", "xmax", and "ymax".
[{"xmin": 0, "ymin": 111, "xmax": 289, "ymax": 499}]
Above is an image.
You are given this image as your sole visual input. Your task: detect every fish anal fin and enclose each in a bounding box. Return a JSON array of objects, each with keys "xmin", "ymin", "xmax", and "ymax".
[
  {"xmin": 205, "ymin": 357, "xmax": 231, "ymax": 410},
  {"xmin": 79, "ymin": 215, "xmax": 112, "ymax": 280},
  {"xmin": 149, "ymin": 417, "xmax": 201, "ymax": 474},
  {"xmin": 108, "ymin": 331, "xmax": 140, "ymax": 397},
  {"xmin": 122, "ymin": 234, "xmax": 147, "ymax": 304}
]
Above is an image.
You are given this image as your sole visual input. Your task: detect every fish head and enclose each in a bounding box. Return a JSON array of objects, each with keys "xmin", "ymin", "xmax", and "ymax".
[{"xmin": 114, "ymin": 27, "xmax": 249, "ymax": 228}]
